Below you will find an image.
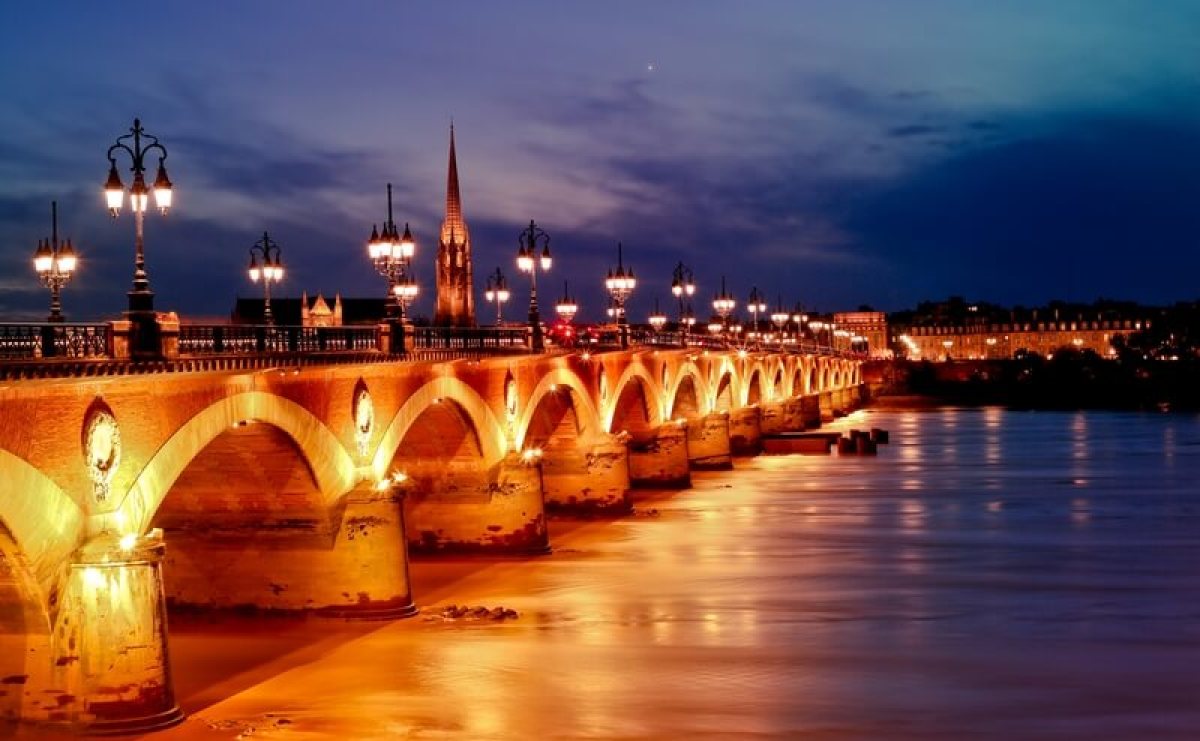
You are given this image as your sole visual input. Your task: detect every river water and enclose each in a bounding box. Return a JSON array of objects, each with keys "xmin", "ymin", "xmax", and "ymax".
[{"xmin": 116, "ymin": 407, "xmax": 1200, "ymax": 740}]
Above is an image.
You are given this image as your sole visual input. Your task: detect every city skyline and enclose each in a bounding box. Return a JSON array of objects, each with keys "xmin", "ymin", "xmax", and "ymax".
[{"xmin": 1, "ymin": 2, "xmax": 1198, "ymax": 323}]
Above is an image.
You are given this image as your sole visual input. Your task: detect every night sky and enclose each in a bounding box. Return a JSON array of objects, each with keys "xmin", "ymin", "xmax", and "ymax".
[{"xmin": 1, "ymin": 2, "xmax": 1197, "ymax": 323}]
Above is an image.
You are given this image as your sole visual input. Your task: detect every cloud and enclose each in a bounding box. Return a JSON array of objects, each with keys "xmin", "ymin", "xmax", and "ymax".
[{"xmin": 887, "ymin": 124, "xmax": 946, "ymax": 138}]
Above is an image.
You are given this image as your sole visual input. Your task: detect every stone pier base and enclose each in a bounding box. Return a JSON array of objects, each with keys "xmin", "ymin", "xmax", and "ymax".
[
  {"xmin": 818, "ymin": 391, "xmax": 836, "ymax": 422},
  {"xmin": 406, "ymin": 453, "xmax": 549, "ymax": 555},
  {"xmin": 628, "ymin": 422, "xmax": 691, "ymax": 488},
  {"xmin": 543, "ymin": 437, "xmax": 632, "ymax": 515},
  {"xmin": 782, "ymin": 398, "xmax": 806, "ymax": 431},
  {"xmin": 728, "ymin": 406, "xmax": 762, "ymax": 456},
  {"xmin": 43, "ymin": 532, "xmax": 184, "ymax": 735},
  {"xmin": 687, "ymin": 413, "xmax": 733, "ymax": 470},
  {"xmin": 160, "ymin": 485, "xmax": 416, "ymax": 618},
  {"xmin": 800, "ymin": 395, "xmax": 822, "ymax": 428},
  {"xmin": 759, "ymin": 400, "xmax": 787, "ymax": 436}
]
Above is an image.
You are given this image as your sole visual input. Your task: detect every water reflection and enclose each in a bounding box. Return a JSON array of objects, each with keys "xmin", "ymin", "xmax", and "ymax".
[{"xmin": 151, "ymin": 408, "xmax": 1200, "ymax": 741}]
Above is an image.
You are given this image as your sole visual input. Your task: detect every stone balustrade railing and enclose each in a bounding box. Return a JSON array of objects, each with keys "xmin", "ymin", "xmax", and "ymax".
[
  {"xmin": 178, "ymin": 324, "xmax": 379, "ymax": 355},
  {"xmin": 0, "ymin": 322, "xmax": 111, "ymax": 359},
  {"xmin": 0, "ymin": 318, "xmax": 861, "ymax": 378}
]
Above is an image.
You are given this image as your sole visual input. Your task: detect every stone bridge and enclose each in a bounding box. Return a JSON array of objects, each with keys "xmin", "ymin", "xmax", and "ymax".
[{"xmin": 0, "ymin": 346, "xmax": 863, "ymax": 733}]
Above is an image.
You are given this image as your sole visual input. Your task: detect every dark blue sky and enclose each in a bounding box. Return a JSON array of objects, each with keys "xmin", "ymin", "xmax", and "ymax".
[{"xmin": 1, "ymin": 2, "xmax": 1198, "ymax": 322}]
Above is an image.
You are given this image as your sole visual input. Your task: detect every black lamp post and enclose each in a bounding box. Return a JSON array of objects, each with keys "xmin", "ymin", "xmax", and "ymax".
[
  {"xmin": 32, "ymin": 201, "xmax": 77, "ymax": 323},
  {"xmin": 712, "ymin": 275, "xmax": 736, "ymax": 336},
  {"xmin": 747, "ymin": 286, "xmax": 766, "ymax": 346},
  {"xmin": 104, "ymin": 118, "xmax": 173, "ymax": 356},
  {"xmin": 367, "ymin": 183, "xmax": 417, "ymax": 321},
  {"xmin": 791, "ymin": 303, "xmax": 808, "ymax": 344},
  {"xmin": 484, "ymin": 267, "xmax": 510, "ymax": 325},
  {"xmin": 671, "ymin": 261, "xmax": 696, "ymax": 339},
  {"xmin": 605, "ymin": 242, "xmax": 636, "ymax": 349},
  {"xmin": 770, "ymin": 295, "xmax": 789, "ymax": 344},
  {"xmin": 648, "ymin": 298, "xmax": 668, "ymax": 336},
  {"xmin": 555, "ymin": 281, "xmax": 578, "ymax": 323},
  {"xmin": 247, "ymin": 231, "xmax": 284, "ymax": 324},
  {"xmin": 516, "ymin": 220, "xmax": 551, "ymax": 352}
]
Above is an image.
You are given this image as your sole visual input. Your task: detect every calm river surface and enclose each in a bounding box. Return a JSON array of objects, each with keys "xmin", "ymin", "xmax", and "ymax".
[{"xmin": 119, "ymin": 407, "xmax": 1200, "ymax": 740}]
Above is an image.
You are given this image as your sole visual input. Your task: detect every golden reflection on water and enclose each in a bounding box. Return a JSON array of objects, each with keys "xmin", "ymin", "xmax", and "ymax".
[
  {"xmin": 150, "ymin": 408, "xmax": 1200, "ymax": 741},
  {"xmin": 899, "ymin": 499, "xmax": 927, "ymax": 531}
]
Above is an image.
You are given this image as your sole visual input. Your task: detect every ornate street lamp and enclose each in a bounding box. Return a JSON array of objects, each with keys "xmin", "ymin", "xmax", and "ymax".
[
  {"xmin": 671, "ymin": 261, "xmax": 696, "ymax": 337},
  {"xmin": 791, "ymin": 303, "xmax": 808, "ymax": 344},
  {"xmin": 712, "ymin": 276, "xmax": 736, "ymax": 335},
  {"xmin": 247, "ymin": 231, "xmax": 284, "ymax": 324},
  {"xmin": 367, "ymin": 183, "xmax": 417, "ymax": 320},
  {"xmin": 484, "ymin": 267, "xmax": 510, "ymax": 326},
  {"xmin": 393, "ymin": 273, "xmax": 419, "ymax": 318},
  {"xmin": 648, "ymin": 297, "xmax": 668, "ymax": 334},
  {"xmin": 32, "ymin": 201, "xmax": 77, "ymax": 323},
  {"xmin": 808, "ymin": 320, "xmax": 825, "ymax": 348},
  {"xmin": 555, "ymin": 281, "xmax": 578, "ymax": 323},
  {"xmin": 517, "ymin": 220, "xmax": 551, "ymax": 352},
  {"xmin": 747, "ymin": 286, "xmax": 767, "ymax": 345},
  {"xmin": 771, "ymin": 296, "xmax": 789, "ymax": 343},
  {"xmin": 104, "ymin": 118, "xmax": 173, "ymax": 329},
  {"xmin": 605, "ymin": 242, "xmax": 636, "ymax": 349}
]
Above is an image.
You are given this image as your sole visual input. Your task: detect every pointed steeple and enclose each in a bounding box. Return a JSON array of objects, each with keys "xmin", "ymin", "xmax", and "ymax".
[
  {"xmin": 440, "ymin": 122, "xmax": 467, "ymax": 247},
  {"xmin": 436, "ymin": 122, "xmax": 475, "ymax": 326}
]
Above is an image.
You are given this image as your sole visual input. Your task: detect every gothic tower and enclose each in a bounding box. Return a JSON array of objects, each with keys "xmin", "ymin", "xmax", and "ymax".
[{"xmin": 435, "ymin": 124, "xmax": 475, "ymax": 327}]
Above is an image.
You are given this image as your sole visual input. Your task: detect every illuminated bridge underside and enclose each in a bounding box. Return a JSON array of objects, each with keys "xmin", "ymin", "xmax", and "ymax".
[{"xmin": 0, "ymin": 347, "xmax": 862, "ymax": 733}]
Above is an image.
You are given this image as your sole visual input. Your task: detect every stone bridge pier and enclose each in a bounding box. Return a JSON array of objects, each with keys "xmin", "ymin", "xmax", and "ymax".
[{"xmin": 520, "ymin": 370, "xmax": 632, "ymax": 516}]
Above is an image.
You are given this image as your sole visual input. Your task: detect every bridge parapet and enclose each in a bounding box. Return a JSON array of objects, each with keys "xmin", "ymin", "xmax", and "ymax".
[{"xmin": 0, "ymin": 318, "xmax": 866, "ymax": 382}]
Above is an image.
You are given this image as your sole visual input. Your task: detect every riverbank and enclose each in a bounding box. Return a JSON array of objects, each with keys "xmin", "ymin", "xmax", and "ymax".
[{"xmin": 871, "ymin": 357, "xmax": 1200, "ymax": 411}]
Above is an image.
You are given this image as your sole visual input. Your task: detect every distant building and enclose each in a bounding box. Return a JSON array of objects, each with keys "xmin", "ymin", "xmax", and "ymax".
[
  {"xmin": 897, "ymin": 319, "xmax": 1148, "ymax": 361},
  {"xmin": 435, "ymin": 124, "xmax": 475, "ymax": 327},
  {"xmin": 832, "ymin": 311, "xmax": 889, "ymax": 358},
  {"xmin": 231, "ymin": 293, "xmax": 387, "ymax": 326}
]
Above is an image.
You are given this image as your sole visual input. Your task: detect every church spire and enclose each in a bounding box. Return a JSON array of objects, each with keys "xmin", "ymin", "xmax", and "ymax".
[
  {"xmin": 435, "ymin": 122, "xmax": 475, "ymax": 326},
  {"xmin": 442, "ymin": 122, "xmax": 464, "ymax": 246}
]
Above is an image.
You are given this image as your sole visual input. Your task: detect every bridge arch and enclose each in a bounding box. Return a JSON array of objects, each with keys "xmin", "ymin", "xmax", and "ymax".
[
  {"xmin": 712, "ymin": 368, "xmax": 737, "ymax": 412},
  {"xmin": 603, "ymin": 364, "xmax": 663, "ymax": 434},
  {"xmin": 119, "ymin": 391, "xmax": 357, "ymax": 536},
  {"xmin": 0, "ymin": 450, "xmax": 80, "ymax": 616},
  {"xmin": 666, "ymin": 362, "xmax": 708, "ymax": 420},
  {"xmin": 374, "ymin": 376, "xmax": 507, "ymax": 480},
  {"xmin": 514, "ymin": 367, "xmax": 602, "ymax": 451},
  {"xmin": 745, "ymin": 367, "xmax": 765, "ymax": 405}
]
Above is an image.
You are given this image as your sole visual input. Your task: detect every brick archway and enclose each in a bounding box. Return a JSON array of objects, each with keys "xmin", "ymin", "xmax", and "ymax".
[
  {"xmin": 745, "ymin": 368, "xmax": 765, "ymax": 405},
  {"xmin": 0, "ymin": 449, "xmax": 86, "ymax": 606},
  {"xmin": 603, "ymin": 364, "xmax": 662, "ymax": 433},
  {"xmin": 373, "ymin": 376, "xmax": 507, "ymax": 481},
  {"xmin": 713, "ymin": 371, "xmax": 736, "ymax": 411},
  {"xmin": 118, "ymin": 392, "xmax": 357, "ymax": 537},
  {"xmin": 665, "ymin": 361, "xmax": 709, "ymax": 419},
  {"xmin": 668, "ymin": 372, "xmax": 703, "ymax": 420},
  {"xmin": 514, "ymin": 368, "xmax": 600, "ymax": 451}
]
